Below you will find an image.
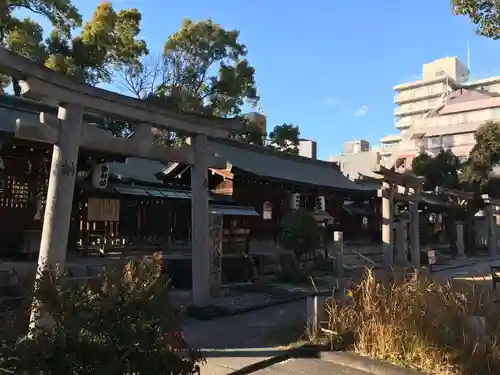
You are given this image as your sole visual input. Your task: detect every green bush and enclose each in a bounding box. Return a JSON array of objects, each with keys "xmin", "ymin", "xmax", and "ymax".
[
  {"xmin": 281, "ymin": 209, "xmax": 320, "ymax": 259},
  {"xmin": 0, "ymin": 253, "xmax": 203, "ymax": 375}
]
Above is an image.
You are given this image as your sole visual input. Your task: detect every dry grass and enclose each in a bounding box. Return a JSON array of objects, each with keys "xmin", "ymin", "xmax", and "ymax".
[{"xmin": 326, "ymin": 270, "xmax": 500, "ymax": 375}]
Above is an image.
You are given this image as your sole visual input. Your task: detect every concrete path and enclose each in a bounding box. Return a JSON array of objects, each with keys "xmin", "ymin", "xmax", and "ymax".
[
  {"xmin": 183, "ymin": 300, "xmax": 307, "ymax": 374},
  {"xmin": 252, "ymin": 358, "xmax": 371, "ymax": 374},
  {"xmin": 432, "ymin": 258, "xmax": 500, "ymax": 281},
  {"xmin": 185, "ymin": 259, "xmax": 500, "ymax": 374}
]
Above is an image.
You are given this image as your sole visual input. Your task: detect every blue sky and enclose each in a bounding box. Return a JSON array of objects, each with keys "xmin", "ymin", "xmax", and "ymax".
[{"xmin": 16, "ymin": 0, "xmax": 500, "ymax": 159}]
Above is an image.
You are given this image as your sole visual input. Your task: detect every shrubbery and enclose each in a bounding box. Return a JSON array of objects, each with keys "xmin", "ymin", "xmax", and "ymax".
[
  {"xmin": 326, "ymin": 270, "xmax": 500, "ymax": 375},
  {"xmin": 0, "ymin": 253, "xmax": 203, "ymax": 375},
  {"xmin": 281, "ymin": 209, "xmax": 320, "ymax": 259}
]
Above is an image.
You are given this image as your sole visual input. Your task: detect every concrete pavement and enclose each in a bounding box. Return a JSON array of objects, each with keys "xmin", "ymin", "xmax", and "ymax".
[
  {"xmin": 185, "ymin": 259, "xmax": 500, "ymax": 374},
  {"xmin": 183, "ymin": 300, "xmax": 307, "ymax": 374},
  {"xmin": 251, "ymin": 358, "xmax": 372, "ymax": 375},
  {"xmin": 431, "ymin": 257, "xmax": 500, "ymax": 281}
]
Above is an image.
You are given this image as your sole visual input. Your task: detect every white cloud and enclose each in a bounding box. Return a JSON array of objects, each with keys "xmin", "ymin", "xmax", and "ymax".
[
  {"xmin": 354, "ymin": 105, "xmax": 368, "ymax": 117},
  {"xmin": 324, "ymin": 97, "xmax": 338, "ymax": 106}
]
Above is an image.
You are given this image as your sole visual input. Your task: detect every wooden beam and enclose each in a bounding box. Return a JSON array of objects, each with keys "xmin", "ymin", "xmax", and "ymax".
[{"xmin": 15, "ymin": 118, "xmax": 227, "ymax": 168}]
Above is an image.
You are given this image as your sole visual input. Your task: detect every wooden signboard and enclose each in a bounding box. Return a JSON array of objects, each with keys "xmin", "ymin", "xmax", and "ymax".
[{"xmin": 87, "ymin": 198, "xmax": 120, "ymax": 222}]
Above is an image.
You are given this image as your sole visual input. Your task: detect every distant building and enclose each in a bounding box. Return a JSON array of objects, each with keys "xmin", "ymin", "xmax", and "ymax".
[
  {"xmin": 330, "ymin": 56, "xmax": 500, "ymax": 176},
  {"xmin": 298, "ymin": 139, "xmax": 317, "ymax": 159},
  {"xmin": 244, "ymin": 112, "xmax": 267, "ymax": 136},
  {"xmin": 328, "ymin": 140, "xmax": 381, "ymax": 180}
]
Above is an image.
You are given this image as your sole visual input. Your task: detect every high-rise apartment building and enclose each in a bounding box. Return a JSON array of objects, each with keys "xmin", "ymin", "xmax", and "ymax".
[{"xmin": 329, "ymin": 56, "xmax": 500, "ymax": 177}]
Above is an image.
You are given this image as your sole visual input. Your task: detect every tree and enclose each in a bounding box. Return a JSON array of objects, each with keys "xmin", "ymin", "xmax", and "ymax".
[
  {"xmin": 452, "ymin": 0, "xmax": 500, "ymax": 39},
  {"xmin": 268, "ymin": 123, "xmax": 300, "ymax": 154},
  {"xmin": 462, "ymin": 121, "xmax": 500, "ymax": 194},
  {"xmin": 117, "ymin": 19, "xmax": 258, "ymax": 118},
  {"xmin": 412, "ymin": 149, "xmax": 461, "ymax": 191},
  {"xmin": 228, "ymin": 117, "xmax": 266, "ymax": 145},
  {"xmin": 0, "ymin": 0, "xmax": 82, "ymax": 92},
  {"xmin": 0, "ymin": 1, "xmax": 81, "ymax": 41},
  {"xmin": 412, "ymin": 149, "xmax": 462, "ymax": 254},
  {"xmin": 115, "ymin": 19, "xmax": 259, "ymax": 143},
  {"xmin": 1, "ymin": 2, "xmax": 148, "ymax": 93},
  {"xmin": 45, "ymin": 2, "xmax": 148, "ymax": 86}
]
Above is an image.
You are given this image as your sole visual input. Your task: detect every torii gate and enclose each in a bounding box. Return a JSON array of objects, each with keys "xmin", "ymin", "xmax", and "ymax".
[
  {"xmin": 374, "ymin": 166, "xmax": 423, "ymax": 268},
  {"xmin": 0, "ymin": 47, "xmax": 241, "ymax": 307}
]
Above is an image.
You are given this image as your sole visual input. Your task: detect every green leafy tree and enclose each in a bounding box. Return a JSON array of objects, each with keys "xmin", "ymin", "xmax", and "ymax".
[
  {"xmin": 0, "ymin": 1, "xmax": 81, "ymax": 40},
  {"xmin": 0, "ymin": 0, "xmax": 82, "ymax": 92},
  {"xmin": 462, "ymin": 121, "xmax": 500, "ymax": 191},
  {"xmin": 412, "ymin": 149, "xmax": 461, "ymax": 191},
  {"xmin": 229, "ymin": 116, "xmax": 266, "ymax": 145},
  {"xmin": 0, "ymin": 1, "xmax": 147, "ymax": 94},
  {"xmin": 118, "ymin": 19, "xmax": 258, "ymax": 117},
  {"xmin": 116, "ymin": 18, "xmax": 258, "ymax": 143},
  {"xmin": 158, "ymin": 18, "xmax": 258, "ymax": 117},
  {"xmin": 452, "ymin": 0, "xmax": 500, "ymax": 39},
  {"xmin": 281, "ymin": 209, "xmax": 320, "ymax": 260},
  {"xmin": 412, "ymin": 149, "xmax": 463, "ymax": 253},
  {"xmin": 268, "ymin": 123, "xmax": 300, "ymax": 154},
  {"xmin": 45, "ymin": 2, "xmax": 148, "ymax": 86}
]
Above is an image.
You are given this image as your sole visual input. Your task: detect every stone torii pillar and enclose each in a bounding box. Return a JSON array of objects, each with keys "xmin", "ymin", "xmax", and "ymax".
[
  {"xmin": 456, "ymin": 223, "xmax": 466, "ymax": 259},
  {"xmin": 191, "ymin": 134, "xmax": 211, "ymax": 306},
  {"xmin": 395, "ymin": 220, "xmax": 408, "ymax": 266},
  {"xmin": 482, "ymin": 195, "xmax": 497, "ymax": 257},
  {"xmin": 37, "ymin": 104, "xmax": 84, "ymax": 275},
  {"xmin": 409, "ymin": 187, "xmax": 420, "ymax": 268},
  {"xmin": 380, "ymin": 181, "xmax": 394, "ymax": 267}
]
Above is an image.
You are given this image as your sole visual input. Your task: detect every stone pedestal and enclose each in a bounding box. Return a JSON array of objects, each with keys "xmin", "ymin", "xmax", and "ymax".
[{"xmin": 396, "ymin": 221, "xmax": 408, "ymax": 266}]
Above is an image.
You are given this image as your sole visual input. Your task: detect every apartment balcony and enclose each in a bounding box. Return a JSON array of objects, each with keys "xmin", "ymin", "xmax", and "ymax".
[
  {"xmin": 394, "ymin": 90, "xmax": 443, "ymax": 105},
  {"xmin": 395, "ymin": 118, "xmax": 413, "ymax": 129},
  {"xmin": 394, "ymin": 103, "xmax": 436, "ymax": 117}
]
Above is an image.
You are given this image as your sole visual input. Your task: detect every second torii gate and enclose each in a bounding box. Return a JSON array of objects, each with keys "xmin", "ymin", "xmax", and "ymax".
[{"xmin": 375, "ymin": 167, "xmax": 423, "ymax": 268}]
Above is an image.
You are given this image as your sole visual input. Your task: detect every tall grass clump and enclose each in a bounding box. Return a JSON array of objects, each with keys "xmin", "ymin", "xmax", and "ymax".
[{"xmin": 326, "ymin": 269, "xmax": 500, "ymax": 375}]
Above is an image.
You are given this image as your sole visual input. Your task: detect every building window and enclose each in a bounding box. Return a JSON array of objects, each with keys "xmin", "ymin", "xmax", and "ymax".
[
  {"xmin": 442, "ymin": 135, "xmax": 453, "ymax": 148},
  {"xmin": 428, "ymin": 136, "xmax": 441, "ymax": 148}
]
